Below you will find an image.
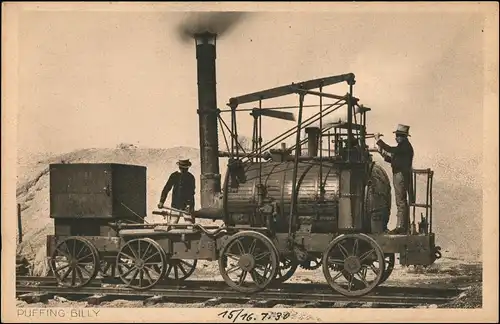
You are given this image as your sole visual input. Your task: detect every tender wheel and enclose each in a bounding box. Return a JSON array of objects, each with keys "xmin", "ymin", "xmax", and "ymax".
[
  {"xmin": 274, "ymin": 257, "xmax": 298, "ymax": 284},
  {"xmin": 219, "ymin": 231, "xmax": 279, "ymax": 293},
  {"xmin": 116, "ymin": 238, "xmax": 167, "ymax": 290},
  {"xmin": 165, "ymin": 259, "xmax": 197, "ymax": 281},
  {"xmin": 49, "ymin": 237, "xmax": 100, "ymax": 288},
  {"xmin": 322, "ymin": 233, "xmax": 385, "ymax": 297}
]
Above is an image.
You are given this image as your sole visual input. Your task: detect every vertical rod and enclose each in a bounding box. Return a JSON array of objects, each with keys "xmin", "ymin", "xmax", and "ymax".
[
  {"xmin": 251, "ymin": 115, "xmax": 257, "ymax": 163},
  {"xmin": 360, "ymin": 111, "xmax": 366, "ymax": 162},
  {"xmin": 17, "ymin": 203, "xmax": 22, "ymax": 244},
  {"xmin": 347, "ymin": 84, "xmax": 353, "ymax": 162},
  {"xmin": 319, "ymin": 84, "xmax": 324, "ymax": 199},
  {"xmin": 234, "ymin": 111, "xmax": 239, "ymax": 158},
  {"xmin": 288, "ymin": 94, "xmax": 305, "ymax": 238},
  {"xmin": 251, "ymin": 116, "xmax": 254, "ymax": 161},
  {"xmin": 334, "ymin": 130, "xmax": 338, "ymax": 155},
  {"xmin": 425, "ymin": 169, "xmax": 430, "ymax": 222},
  {"xmin": 259, "ymin": 99, "xmax": 263, "ymax": 185},
  {"xmin": 408, "ymin": 172, "xmax": 417, "ymax": 221},
  {"xmin": 364, "ymin": 111, "xmax": 367, "ymax": 159},
  {"xmin": 412, "ymin": 171, "xmax": 416, "ymax": 229},
  {"xmin": 327, "ymin": 131, "xmax": 331, "ymax": 158},
  {"xmin": 363, "ymin": 111, "xmax": 366, "ymax": 130},
  {"xmin": 231, "ymin": 108, "xmax": 235, "ymax": 155},
  {"xmin": 429, "ymin": 171, "xmax": 433, "ymax": 233}
]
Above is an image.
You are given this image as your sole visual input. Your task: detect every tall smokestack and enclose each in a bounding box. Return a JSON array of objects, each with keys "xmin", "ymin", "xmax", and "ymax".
[
  {"xmin": 305, "ymin": 127, "xmax": 321, "ymax": 157},
  {"xmin": 195, "ymin": 31, "xmax": 221, "ymax": 209}
]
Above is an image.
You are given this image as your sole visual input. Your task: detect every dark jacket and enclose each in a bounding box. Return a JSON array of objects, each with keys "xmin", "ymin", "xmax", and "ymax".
[
  {"xmin": 376, "ymin": 138, "xmax": 414, "ymax": 174},
  {"xmin": 160, "ymin": 171, "xmax": 196, "ymax": 210},
  {"xmin": 377, "ymin": 138, "xmax": 415, "ymax": 203}
]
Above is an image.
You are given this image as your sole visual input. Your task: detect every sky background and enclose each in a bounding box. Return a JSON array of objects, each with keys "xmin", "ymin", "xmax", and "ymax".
[{"xmin": 16, "ymin": 6, "xmax": 486, "ymax": 188}]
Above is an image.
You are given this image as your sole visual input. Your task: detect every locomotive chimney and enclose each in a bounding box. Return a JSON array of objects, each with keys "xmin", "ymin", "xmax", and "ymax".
[
  {"xmin": 305, "ymin": 127, "xmax": 321, "ymax": 157},
  {"xmin": 194, "ymin": 31, "xmax": 221, "ymax": 209}
]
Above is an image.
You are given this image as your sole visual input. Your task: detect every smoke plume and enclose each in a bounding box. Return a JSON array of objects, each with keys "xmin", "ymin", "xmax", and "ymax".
[{"xmin": 176, "ymin": 11, "xmax": 249, "ymax": 42}]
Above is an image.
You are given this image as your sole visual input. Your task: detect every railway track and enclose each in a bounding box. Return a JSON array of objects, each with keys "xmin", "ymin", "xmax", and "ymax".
[{"xmin": 16, "ymin": 276, "xmax": 462, "ymax": 308}]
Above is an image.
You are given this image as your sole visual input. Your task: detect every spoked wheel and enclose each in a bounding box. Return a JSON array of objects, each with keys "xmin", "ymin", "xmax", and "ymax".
[
  {"xmin": 165, "ymin": 259, "xmax": 197, "ymax": 281},
  {"xmin": 116, "ymin": 238, "xmax": 167, "ymax": 290},
  {"xmin": 322, "ymin": 233, "xmax": 385, "ymax": 297},
  {"xmin": 219, "ymin": 231, "xmax": 279, "ymax": 293},
  {"xmin": 340, "ymin": 253, "xmax": 395, "ymax": 287},
  {"xmin": 49, "ymin": 237, "xmax": 100, "ymax": 288},
  {"xmin": 274, "ymin": 256, "xmax": 298, "ymax": 284}
]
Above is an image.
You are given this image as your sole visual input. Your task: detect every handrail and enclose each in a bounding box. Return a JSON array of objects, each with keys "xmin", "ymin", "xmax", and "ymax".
[{"xmin": 410, "ymin": 168, "xmax": 434, "ymax": 235}]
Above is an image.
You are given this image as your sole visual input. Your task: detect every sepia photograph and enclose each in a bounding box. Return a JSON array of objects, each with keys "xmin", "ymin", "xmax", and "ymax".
[{"xmin": 2, "ymin": 2, "xmax": 498, "ymax": 323}]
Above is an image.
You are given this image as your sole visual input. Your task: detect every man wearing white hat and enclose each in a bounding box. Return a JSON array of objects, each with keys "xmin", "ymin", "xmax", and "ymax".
[
  {"xmin": 158, "ymin": 159, "xmax": 196, "ymax": 214},
  {"xmin": 374, "ymin": 124, "xmax": 414, "ymax": 235}
]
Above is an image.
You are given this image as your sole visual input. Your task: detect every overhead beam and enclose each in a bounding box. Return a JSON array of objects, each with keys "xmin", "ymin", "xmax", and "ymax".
[
  {"xmin": 293, "ymin": 88, "xmax": 359, "ymax": 102},
  {"xmin": 228, "ymin": 73, "xmax": 356, "ymax": 107}
]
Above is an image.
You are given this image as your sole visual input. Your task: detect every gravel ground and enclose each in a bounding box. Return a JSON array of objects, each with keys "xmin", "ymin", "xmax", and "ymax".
[{"xmin": 438, "ymin": 283, "xmax": 482, "ymax": 308}]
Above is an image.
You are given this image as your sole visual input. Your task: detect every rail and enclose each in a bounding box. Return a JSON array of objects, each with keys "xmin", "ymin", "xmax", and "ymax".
[{"xmin": 16, "ymin": 276, "xmax": 461, "ymax": 308}]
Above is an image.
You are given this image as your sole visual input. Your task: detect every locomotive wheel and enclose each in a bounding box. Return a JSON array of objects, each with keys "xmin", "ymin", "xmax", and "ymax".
[
  {"xmin": 341, "ymin": 253, "xmax": 395, "ymax": 287},
  {"xmin": 49, "ymin": 237, "xmax": 100, "ymax": 288},
  {"xmin": 322, "ymin": 233, "xmax": 385, "ymax": 297},
  {"xmin": 116, "ymin": 238, "xmax": 167, "ymax": 290},
  {"xmin": 274, "ymin": 257, "xmax": 298, "ymax": 284},
  {"xmin": 165, "ymin": 259, "xmax": 197, "ymax": 281},
  {"xmin": 218, "ymin": 231, "xmax": 279, "ymax": 293}
]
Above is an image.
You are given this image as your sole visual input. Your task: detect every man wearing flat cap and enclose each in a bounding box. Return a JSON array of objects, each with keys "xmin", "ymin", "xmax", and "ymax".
[
  {"xmin": 374, "ymin": 124, "xmax": 414, "ymax": 235},
  {"xmin": 158, "ymin": 159, "xmax": 196, "ymax": 214}
]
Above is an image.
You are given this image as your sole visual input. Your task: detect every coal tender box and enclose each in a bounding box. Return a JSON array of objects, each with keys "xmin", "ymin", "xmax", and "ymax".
[{"xmin": 49, "ymin": 163, "xmax": 147, "ymax": 236}]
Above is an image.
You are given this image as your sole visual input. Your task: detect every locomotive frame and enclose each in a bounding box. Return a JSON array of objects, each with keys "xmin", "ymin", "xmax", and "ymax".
[{"xmin": 45, "ymin": 31, "xmax": 441, "ymax": 298}]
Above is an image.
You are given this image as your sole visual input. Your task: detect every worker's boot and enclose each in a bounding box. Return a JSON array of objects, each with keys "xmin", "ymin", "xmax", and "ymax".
[{"xmin": 389, "ymin": 205, "xmax": 409, "ymax": 235}]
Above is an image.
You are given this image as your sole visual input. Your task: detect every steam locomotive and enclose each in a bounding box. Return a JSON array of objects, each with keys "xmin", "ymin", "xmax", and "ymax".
[{"xmin": 45, "ymin": 32, "xmax": 441, "ymax": 297}]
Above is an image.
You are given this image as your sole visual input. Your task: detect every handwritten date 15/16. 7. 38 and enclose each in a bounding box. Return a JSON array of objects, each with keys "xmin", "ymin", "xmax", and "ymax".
[{"xmin": 217, "ymin": 309, "xmax": 291, "ymax": 322}]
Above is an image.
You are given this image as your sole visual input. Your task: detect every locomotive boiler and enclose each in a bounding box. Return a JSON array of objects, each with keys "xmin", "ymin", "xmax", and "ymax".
[
  {"xmin": 222, "ymin": 157, "xmax": 392, "ymax": 235},
  {"xmin": 43, "ymin": 30, "xmax": 441, "ymax": 298}
]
